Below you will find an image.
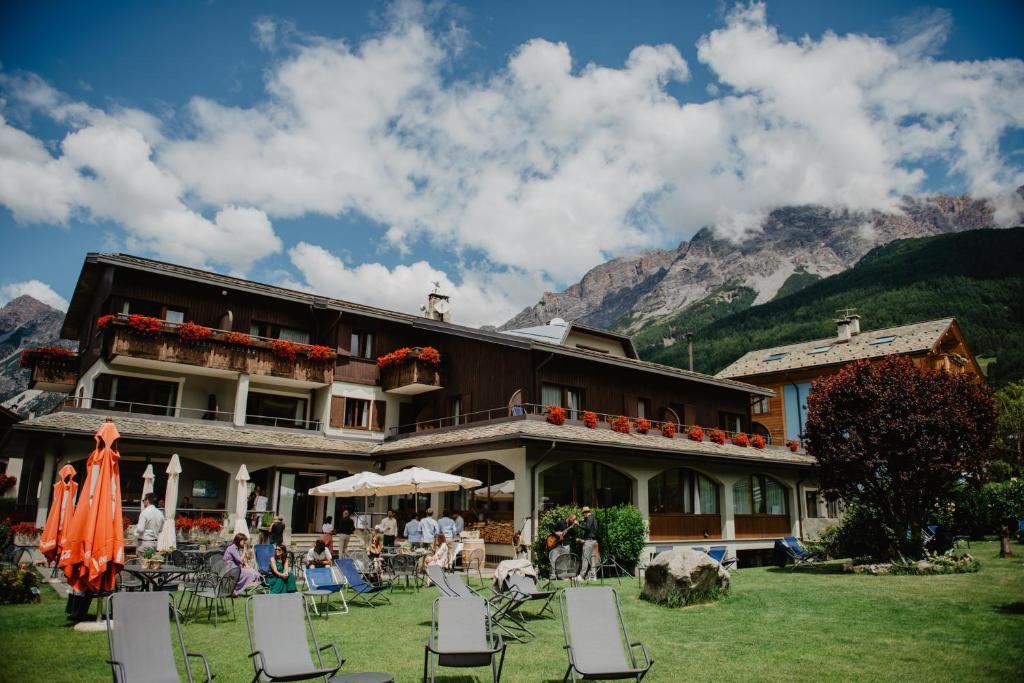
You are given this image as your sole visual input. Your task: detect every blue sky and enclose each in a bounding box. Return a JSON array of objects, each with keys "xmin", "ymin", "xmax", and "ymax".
[{"xmin": 1, "ymin": 1, "xmax": 1022, "ymax": 323}]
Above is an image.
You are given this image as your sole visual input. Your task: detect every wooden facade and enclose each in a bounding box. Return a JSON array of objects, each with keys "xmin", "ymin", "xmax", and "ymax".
[{"xmin": 648, "ymin": 513, "xmax": 723, "ymax": 541}]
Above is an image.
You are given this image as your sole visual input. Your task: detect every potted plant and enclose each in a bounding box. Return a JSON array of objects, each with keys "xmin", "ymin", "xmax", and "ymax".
[
  {"xmin": 610, "ymin": 415, "xmax": 631, "ymax": 434},
  {"xmin": 581, "ymin": 410, "xmax": 598, "ymax": 428},
  {"xmin": 140, "ymin": 546, "xmax": 165, "ymax": 569},
  {"xmin": 786, "ymin": 440, "xmax": 800, "ymax": 453},
  {"xmin": 661, "ymin": 421, "xmax": 677, "ymax": 438},
  {"xmin": 751, "ymin": 434, "xmax": 767, "ymax": 449},
  {"xmin": 633, "ymin": 417, "xmax": 651, "ymax": 434},
  {"xmin": 546, "ymin": 405, "xmax": 567, "ymax": 425},
  {"xmin": 177, "ymin": 321, "xmax": 212, "ymax": 343},
  {"xmin": 687, "ymin": 425, "xmax": 704, "ymax": 442},
  {"xmin": 0, "ymin": 474, "xmax": 16, "ymax": 495},
  {"xmin": 731, "ymin": 432, "xmax": 750, "ymax": 447},
  {"xmin": 10, "ymin": 523, "xmax": 42, "ymax": 546},
  {"xmin": 708, "ymin": 428, "xmax": 726, "ymax": 445}
]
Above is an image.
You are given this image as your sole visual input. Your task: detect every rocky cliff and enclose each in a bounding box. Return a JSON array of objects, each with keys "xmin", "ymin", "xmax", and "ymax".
[{"xmin": 0, "ymin": 295, "xmax": 71, "ymax": 417}]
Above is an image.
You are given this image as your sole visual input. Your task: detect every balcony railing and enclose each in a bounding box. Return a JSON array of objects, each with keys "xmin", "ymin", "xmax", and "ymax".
[
  {"xmin": 60, "ymin": 396, "xmax": 322, "ymax": 431},
  {"xmin": 22, "ymin": 348, "xmax": 78, "ymax": 392},
  {"xmin": 379, "ymin": 351, "xmax": 444, "ymax": 395},
  {"xmin": 101, "ymin": 315, "xmax": 334, "ymax": 385}
]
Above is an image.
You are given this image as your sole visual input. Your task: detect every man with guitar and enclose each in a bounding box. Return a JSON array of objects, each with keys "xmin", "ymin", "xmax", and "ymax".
[{"xmin": 546, "ymin": 512, "xmax": 578, "ymax": 568}]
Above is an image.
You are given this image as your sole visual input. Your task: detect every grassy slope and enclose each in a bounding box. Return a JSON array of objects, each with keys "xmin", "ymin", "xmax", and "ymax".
[
  {"xmin": 2, "ymin": 541, "xmax": 1022, "ymax": 682},
  {"xmin": 641, "ymin": 227, "xmax": 1024, "ymax": 387}
]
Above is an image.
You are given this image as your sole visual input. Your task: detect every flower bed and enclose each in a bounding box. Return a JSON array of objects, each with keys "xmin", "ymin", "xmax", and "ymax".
[{"xmin": 546, "ymin": 405, "xmax": 567, "ymax": 425}]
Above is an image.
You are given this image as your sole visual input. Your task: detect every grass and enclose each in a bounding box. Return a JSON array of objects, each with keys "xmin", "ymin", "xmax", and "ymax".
[{"xmin": 1, "ymin": 541, "xmax": 1023, "ymax": 682}]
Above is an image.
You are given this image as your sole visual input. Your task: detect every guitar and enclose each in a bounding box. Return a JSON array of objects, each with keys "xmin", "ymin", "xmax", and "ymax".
[{"xmin": 544, "ymin": 520, "xmax": 579, "ymax": 550}]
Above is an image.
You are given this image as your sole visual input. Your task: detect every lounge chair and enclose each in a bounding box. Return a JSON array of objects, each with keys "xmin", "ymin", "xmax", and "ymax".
[
  {"xmin": 551, "ymin": 552, "xmax": 581, "ymax": 588},
  {"xmin": 706, "ymin": 546, "xmax": 737, "ymax": 571},
  {"xmin": 424, "ymin": 596, "xmax": 506, "ymax": 683},
  {"xmin": 254, "ymin": 543, "xmax": 274, "ymax": 576},
  {"xmin": 781, "ymin": 536, "xmax": 817, "ymax": 569},
  {"xmin": 246, "ymin": 593, "xmax": 345, "ymax": 682},
  {"xmin": 502, "ymin": 571, "xmax": 558, "ymax": 620},
  {"xmin": 428, "ymin": 566, "xmax": 532, "ymax": 644},
  {"xmin": 304, "ymin": 565, "xmax": 349, "ymax": 616},
  {"xmin": 106, "ymin": 591, "xmax": 213, "ymax": 683},
  {"xmin": 336, "ymin": 557, "xmax": 391, "ymax": 608},
  {"xmin": 560, "ymin": 587, "xmax": 653, "ymax": 683}
]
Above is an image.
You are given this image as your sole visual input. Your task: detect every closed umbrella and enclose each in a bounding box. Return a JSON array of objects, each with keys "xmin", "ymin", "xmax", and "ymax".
[
  {"xmin": 156, "ymin": 454, "xmax": 181, "ymax": 552},
  {"xmin": 59, "ymin": 418, "xmax": 125, "ymax": 593},
  {"xmin": 39, "ymin": 463, "xmax": 78, "ymax": 563},
  {"xmin": 233, "ymin": 464, "xmax": 250, "ymax": 537},
  {"xmin": 141, "ymin": 464, "xmax": 155, "ymax": 499}
]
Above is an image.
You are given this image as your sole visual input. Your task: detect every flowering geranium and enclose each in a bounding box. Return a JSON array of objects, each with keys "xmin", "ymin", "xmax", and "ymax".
[
  {"xmin": 194, "ymin": 517, "xmax": 223, "ymax": 534},
  {"xmin": 610, "ymin": 415, "xmax": 631, "ymax": 434},
  {"xmin": 224, "ymin": 331, "xmax": 252, "ymax": 346},
  {"xmin": 376, "ymin": 347, "xmax": 411, "ymax": 368},
  {"xmin": 687, "ymin": 425, "xmax": 704, "ymax": 442},
  {"xmin": 96, "ymin": 314, "xmax": 115, "ymax": 331},
  {"xmin": 306, "ymin": 345, "xmax": 335, "ymax": 361},
  {"xmin": 0, "ymin": 474, "xmax": 16, "ymax": 493},
  {"xmin": 708, "ymin": 429, "xmax": 726, "ymax": 445},
  {"xmin": 272, "ymin": 339, "xmax": 298, "ymax": 360},
  {"xmin": 751, "ymin": 434, "xmax": 767, "ymax": 449},
  {"xmin": 661, "ymin": 421, "xmax": 677, "ymax": 438},
  {"xmin": 175, "ymin": 516, "xmax": 195, "ymax": 532},
  {"xmin": 731, "ymin": 432, "xmax": 750, "ymax": 447},
  {"xmin": 786, "ymin": 440, "xmax": 800, "ymax": 453},
  {"xmin": 127, "ymin": 314, "xmax": 164, "ymax": 335},
  {"xmin": 122, "ymin": 515, "xmax": 132, "ymax": 530},
  {"xmin": 19, "ymin": 346, "xmax": 75, "ymax": 367},
  {"xmin": 10, "ymin": 523, "xmax": 42, "ymax": 537},
  {"xmin": 177, "ymin": 321, "xmax": 212, "ymax": 343},
  {"xmin": 417, "ymin": 346, "xmax": 441, "ymax": 364},
  {"xmin": 633, "ymin": 417, "xmax": 651, "ymax": 434},
  {"xmin": 546, "ymin": 405, "xmax": 567, "ymax": 425},
  {"xmin": 581, "ymin": 411, "xmax": 598, "ymax": 428}
]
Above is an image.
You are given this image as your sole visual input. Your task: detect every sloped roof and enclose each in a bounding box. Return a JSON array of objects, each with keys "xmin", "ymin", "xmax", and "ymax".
[{"xmin": 716, "ymin": 318, "xmax": 956, "ymax": 379}]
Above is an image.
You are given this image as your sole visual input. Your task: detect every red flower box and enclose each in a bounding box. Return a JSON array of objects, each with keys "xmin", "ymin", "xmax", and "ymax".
[
  {"xmin": 661, "ymin": 421, "xmax": 677, "ymax": 438},
  {"xmin": 10, "ymin": 522, "xmax": 42, "ymax": 536},
  {"xmin": 376, "ymin": 347, "xmax": 411, "ymax": 368},
  {"xmin": 307, "ymin": 345, "xmax": 335, "ymax": 361},
  {"xmin": 18, "ymin": 346, "xmax": 74, "ymax": 367},
  {"xmin": 582, "ymin": 411, "xmax": 598, "ymax": 428},
  {"xmin": 96, "ymin": 314, "xmax": 115, "ymax": 331},
  {"xmin": 175, "ymin": 516, "xmax": 195, "ymax": 531},
  {"xmin": 224, "ymin": 331, "xmax": 252, "ymax": 346},
  {"xmin": 194, "ymin": 516, "xmax": 223, "ymax": 534},
  {"xmin": 751, "ymin": 434, "xmax": 766, "ymax": 449},
  {"xmin": 128, "ymin": 314, "xmax": 164, "ymax": 335},
  {"xmin": 610, "ymin": 415, "xmax": 631, "ymax": 434},
  {"xmin": 177, "ymin": 321, "xmax": 212, "ymax": 343},
  {"xmin": 546, "ymin": 405, "xmax": 567, "ymax": 425},
  {"xmin": 731, "ymin": 432, "xmax": 750, "ymax": 447},
  {"xmin": 708, "ymin": 429, "xmax": 726, "ymax": 445},
  {"xmin": 633, "ymin": 417, "xmax": 651, "ymax": 434},
  {"xmin": 687, "ymin": 425, "xmax": 704, "ymax": 442},
  {"xmin": 786, "ymin": 440, "xmax": 800, "ymax": 453},
  {"xmin": 272, "ymin": 339, "xmax": 298, "ymax": 360},
  {"xmin": 418, "ymin": 346, "xmax": 441, "ymax": 364}
]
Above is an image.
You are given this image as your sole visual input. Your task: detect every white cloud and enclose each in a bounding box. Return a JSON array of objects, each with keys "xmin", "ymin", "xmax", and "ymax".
[
  {"xmin": 0, "ymin": 1, "xmax": 1022, "ymax": 323},
  {"xmin": 0, "ymin": 279, "xmax": 69, "ymax": 310}
]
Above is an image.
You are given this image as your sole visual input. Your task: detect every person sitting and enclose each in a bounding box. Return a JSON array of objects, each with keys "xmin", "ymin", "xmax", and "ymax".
[
  {"xmin": 424, "ymin": 533, "xmax": 450, "ymax": 572},
  {"xmin": 305, "ymin": 539, "xmax": 332, "ymax": 568},
  {"xmin": 366, "ymin": 531, "xmax": 384, "ymax": 581},
  {"xmin": 267, "ymin": 544, "xmax": 297, "ymax": 594},
  {"xmin": 223, "ymin": 533, "xmax": 261, "ymax": 596}
]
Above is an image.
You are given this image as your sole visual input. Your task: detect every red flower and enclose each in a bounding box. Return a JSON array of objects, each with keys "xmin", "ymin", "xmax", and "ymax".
[
  {"xmin": 307, "ymin": 345, "xmax": 335, "ymax": 361},
  {"xmin": 127, "ymin": 314, "xmax": 164, "ymax": 335},
  {"xmin": 661, "ymin": 421, "xmax": 677, "ymax": 438},
  {"xmin": 582, "ymin": 411, "xmax": 598, "ymax": 429},
  {"xmin": 708, "ymin": 429, "xmax": 726, "ymax": 445},
  {"xmin": 195, "ymin": 516, "xmax": 223, "ymax": 534},
  {"xmin": 96, "ymin": 314, "xmax": 115, "ymax": 331},
  {"xmin": 121, "ymin": 515, "xmax": 132, "ymax": 530},
  {"xmin": 633, "ymin": 417, "xmax": 651, "ymax": 434},
  {"xmin": 731, "ymin": 432, "xmax": 750, "ymax": 447},
  {"xmin": 786, "ymin": 440, "xmax": 800, "ymax": 453},
  {"xmin": 417, "ymin": 346, "xmax": 441, "ymax": 364},
  {"xmin": 0, "ymin": 474, "xmax": 16, "ymax": 493},
  {"xmin": 11, "ymin": 522, "xmax": 42, "ymax": 536},
  {"xmin": 272, "ymin": 339, "xmax": 298, "ymax": 359},
  {"xmin": 546, "ymin": 405, "xmax": 567, "ymax": 425},
  {"xmin": 610, "ymin": 415, "xmax": 631, "ymax": 434},
  {"xmin": 751, "ymin": 434, "xmax": 766, "ymax": 449},
  {"xmin": 687, "ymin": 425, "xmax": 704, "ymax": 442},
  {"xmin": 376, "ymin": 347, "xmax": 412, "ymax": 368},
  {"xmin": 177, "ymin": 321, "xmax": 212, "ymax": 343},
  {"xmin": 18, "ymin": 346, "xmax": 75, "ymax": 367},
  {"xmin": 224, "ymin": 331, "xmax": 252, "ymax": 346},
  {"xmin": 175, "ymin": 516, "xmax": 195, "ymax": 531}
]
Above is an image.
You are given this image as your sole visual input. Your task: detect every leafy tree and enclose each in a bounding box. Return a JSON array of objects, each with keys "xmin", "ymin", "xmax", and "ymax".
[
  {"xmin": 994, "ymin": 379, "xmax": 1024, "ymax": 467},
  {"xmin": 804, "ymin": 355, "xmax": 995, "ymax": 558}
]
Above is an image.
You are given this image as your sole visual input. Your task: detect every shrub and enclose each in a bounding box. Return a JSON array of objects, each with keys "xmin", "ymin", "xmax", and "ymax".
[
  {"xmin": 610, "ymin": 416, "xmax": 631, "ymax": 433},
  {"xmin": 661, "ymin": 421, "xmax": 677, "ymax": 438},
  {"xmin": 812, "ymin": 503, "xmax": 899, "ymax": 561},
  {"xmin": 593, "ymin": 504, "xmax": 646, "ymax": 571},
  {"xmin": 546, "ymin": 406, "xmax": 567, "ymax": 425},
  {"xmin": 581, "ymin": 411, "xmax": 598, "ymax": 428},
  {"xmin": 640, "ymin": 583, "xmax": 727, "ymax": 608},
  {"xmin": 889, "ymin": 553, "xmax": 980, "ymax": 575},
  {"xmin": 633, "ymin": 417, "xmax": 651, "ymax": 434},
  {"xmin": 532, "ymin": 504, "xmax": 582, "ymax": 573},
  {"xmin": 0, "ymin": 567, "xmax": 40, "ymax": 605}
]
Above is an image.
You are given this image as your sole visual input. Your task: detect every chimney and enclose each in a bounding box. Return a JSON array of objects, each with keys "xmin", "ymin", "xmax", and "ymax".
[
  {"xmin": 424, "ymin": 290, "xmax": 451, "ymax": 323},
  {"xmin": 847, "ymin": 314, "xmax": 861, "ymax": 336},
  {"xmin": 686, "ymin": 332, "xmax": 694, "ymax": 371},
  {"xmin": 835, "ymin": 318, "xmax": 851, "ymax": 343}
]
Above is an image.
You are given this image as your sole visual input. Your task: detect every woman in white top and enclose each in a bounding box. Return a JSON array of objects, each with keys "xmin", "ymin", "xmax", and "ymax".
[{"xmin": 424, "ymin": 533, "xmax": 450, "ymax": 569}]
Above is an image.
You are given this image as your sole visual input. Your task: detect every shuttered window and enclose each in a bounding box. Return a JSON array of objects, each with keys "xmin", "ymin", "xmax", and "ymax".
[{"xmin": 329, "ymin": 396, "xmax": 345, "ymax": 428}]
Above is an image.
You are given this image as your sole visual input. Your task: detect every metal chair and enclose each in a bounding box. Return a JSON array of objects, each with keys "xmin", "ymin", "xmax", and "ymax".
[
  {"xmin": 246, "ymin": 593, "xmax": 343, "ymax": 682},
  {"xmin": 424, "ymin": 597, "xmax": 505, "ymax": 683},
  {"xmin": 389, "ymin": 553, "xmax": 421, "ymax": 592},
  {"xmin": 560, "ymin": 587, "xmax": 652, "ymax": 682},
  {"xmin": 551, "ymin": 552, "xmax": 581, "ymax": 588}
]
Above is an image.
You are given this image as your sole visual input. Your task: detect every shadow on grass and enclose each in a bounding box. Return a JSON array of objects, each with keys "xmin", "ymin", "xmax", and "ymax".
[
  {"xmin": 764, "ymin": 563, "xmax": 849, "ymax": 575},
  {"xmin": 994, "ymin": 601, "xmax": 1024, "ymax": 615}
]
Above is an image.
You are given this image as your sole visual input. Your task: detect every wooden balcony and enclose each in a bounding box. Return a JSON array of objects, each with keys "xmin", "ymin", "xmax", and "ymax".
[
  {"xmin": 103, "ymin": 320, "xmax": 334, "ymax": 385},
  {"xmin": 648, "ymin": 513, "xmax": 722, "ymax": 541},
  {"xmin": 334, "ymin": 357, "xmax": 380, "ymax": 386},
  {"xmin": 734, "ymin": 514, "xmax": 791, "ymax": 538},
  {"xmin": 24, "ymin": 350, "xmax": 78, "ymax": 392},
  {"xmin": 380, "ymin": 356, "xmax": 444, "ymax": 395}
]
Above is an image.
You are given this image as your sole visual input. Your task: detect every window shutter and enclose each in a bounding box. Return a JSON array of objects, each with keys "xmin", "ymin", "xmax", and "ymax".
[
  {"xmin": 462, "ymin": 393, "xmax": 472, "ymax": 422},
  {"xmin": 372, "ymin": 400, "xmax": 387, "ymax": 432},
  {"xmin": 330, "ymin": 396, "xmax": 346, "ymax": 428}
]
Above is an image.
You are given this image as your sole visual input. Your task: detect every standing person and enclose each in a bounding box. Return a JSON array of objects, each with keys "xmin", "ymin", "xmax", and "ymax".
[
  {"xmin": 549, "ymin": 512, "xmax": 577, "ymax": 567},
  {"xmin": 267, "ymin": 544, "xmax": 297, "ymax": 594},
  {"xmin": 420, "ymin": 508, "xmax": 439, "ymax": 547},
  {"xmin": 403, "ymin": 512, "xmax": 422, "ymax": 546},
  {"xmin": 269, "ymin": 516, "xmax": 286, "ymax": 546},
  {"xmin": 252, "ymin": 486, "xmax": 268, "ymax": 527},
  {"xmin": 136, "ymin": 494, "xmax": 164, "ymax": 552},
  {"xmin": 453, "ymin": 510, "xmax": 465, "ymax": 536},
  {"xmin": 577, "ymin": 506, "xmax": 599, "ymax": 582},
  {"xmin": 224, "ymin": 533, "xmax": 261, "ymax": 596},
  {"xmin": 439, "ymin": 510, "xmax": 457, "ymax": 558},
  {"xmin": 336, "ymin": 509, "xmax": 355, "ymax": 556},
  {"xmin": 321, "ymin": 515, "xmax": 335, "ymax": 554},
  {"xmin": 377, "ymin": 509, "xmax": 398, "ymax": 547}
]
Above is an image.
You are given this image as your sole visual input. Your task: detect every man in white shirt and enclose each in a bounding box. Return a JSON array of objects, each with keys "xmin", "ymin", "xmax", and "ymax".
[
  {"xmin": 136, "ymin": 494, "xmax": 164, "ymax": 551},
  {"xmin": 453, "ymin": 510, "xmax": 465, "ymax": 536},
  {"xmin": 403, "ymin": 513, "xmax": 422, "ymax": 546},
  {"xmin": 438, "ymin": 510, "xmax": 457, "ymax": 558},
  {"xmin": 420, "ymin": 508, "xmax": 439, "ymax": 545},
  {"xmin": 376, "ymin": 509, "xmax": 398, "ymax": 547}
]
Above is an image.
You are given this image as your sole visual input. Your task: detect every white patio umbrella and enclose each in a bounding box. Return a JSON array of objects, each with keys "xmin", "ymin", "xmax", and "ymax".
[
  {"xmin": 308, "ymin": 472, "xmax": 390, "ymax": 533},
  {"xmin": 472, "ymin": 479, "xmax": 514, "ymax": 501},
  {"xmin": 233, "ymin": 464, "xmax": 250, "ymax": 537},
  {"xmin": 141, "ymin": 464, "xmax": 155, "ymax": 499},
  {"xmin": 372, "ymin": 466, "xmax": 482, "ymax": 496},
  {"xmin": 156, "ymin": 454, "xmax": 181, "ymax": 552}
]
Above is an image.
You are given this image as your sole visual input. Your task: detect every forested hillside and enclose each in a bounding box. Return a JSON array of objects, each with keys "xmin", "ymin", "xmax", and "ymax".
[{"xmin": 637, "ymin": 227, "xmax": 1024, "ymax": 387}]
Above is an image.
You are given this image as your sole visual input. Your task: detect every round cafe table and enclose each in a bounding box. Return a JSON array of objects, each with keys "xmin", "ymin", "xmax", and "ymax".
[{"xmin": 122, "ymin": 563, "xmax": 192, "ymax": 592}]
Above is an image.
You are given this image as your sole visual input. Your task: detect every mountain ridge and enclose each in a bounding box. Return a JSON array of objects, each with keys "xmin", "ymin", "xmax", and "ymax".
[{"xmin": 0, "ymin": 295, "xmax": 71, "ymax": 417}]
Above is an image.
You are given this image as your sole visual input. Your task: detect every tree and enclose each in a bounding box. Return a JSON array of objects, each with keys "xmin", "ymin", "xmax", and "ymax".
[
  {"xmin": 994, "ymin": 379, "xmax": 1024, "ymax": 468},
  {"xmin": 804, "ymin": 356, "xmax": 995, "ymax": 558}
]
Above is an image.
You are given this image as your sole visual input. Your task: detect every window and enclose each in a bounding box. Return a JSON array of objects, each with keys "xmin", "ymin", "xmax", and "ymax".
[
  {"xmin": 636, "ymin": 398, "xmax": 651, "ymax": 419},
  {"xmin": 808, "ymin": 345, "xmax": 832, "ymax": 355},
  {"xmin": 566, "ymin": 388, "xmax": 583, "ymax": 420},
  {"xmin": 121, "ymin": 299, "xmax": 185, "ymax": 323},
  {"xmin": 350, "ymin": 331, "xmax": 374, "ymax": 359},
  {"xmin": 541, "ymin": 461, "xmax": 631, "ymax": 508},
  {"xmin": 719, "ymin": 412, "xmax": 743, "ymax": 433},
  {"xmin": 826, "ymin": 499, "xmax": 841, "ymax": 518},
  {"xmin": 764, "ymin": 352, "xmax": 787, "ymax": 361},
  {"xmin": 247, "ymin": 392, "xmax": 308, "ymax": 428},
  {"xmin": 541, "ymin": 383, "xmax": 563, "ymax": 408},
  {"xmin": 648, "ymin": 469, "xmax": 719, "ymax": 514},
  {"xmin": 93, "ymin": 373, "xmax": 178, "ymax": 416},
  {"xmin": 164, "ymin": 308, "xmax": 185, "ymax": 324},
  {"xmin": 450, "ymin": 396, "xmax": 462, "ymax": 426},
  {"xmin": 752, "ymin": 396, "xmax": 769, "ymax": 414},
  {"xmin": 249, "ymin": 321, "xmax": 310, "ymax": 344},
  {"xmin": 344, "ymin": 398, "xmax": 371, "ymax": 429},
  {"xmin": 733, "ymin": 475, "xmax": 788, "ymax": 515},
  {"xmin": 870, "ymin": 335, "xmax": 897, "ymax": 345},
  {"xmin": 805, "ymin": 490, "xmax": 821, "ymax": 518}
]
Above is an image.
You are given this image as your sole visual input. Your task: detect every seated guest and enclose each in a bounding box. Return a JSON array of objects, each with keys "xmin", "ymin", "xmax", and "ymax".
[
  {"xmin": 305, "ymin": 539, "xmax": 332, "ymax": 568},
  {"xmin": 223, "ymin": 533, "xmax": 261, "ymax": 596},
  {"xmin": 366, "ymin": 531, "xmax": 384, "ymax": 581},
  {"xmin": 424, "ymin": 533, "xmax": 450, "ymax": 570},
  {"xmin": 267, "ymin": 544, "xmax": 297, "ymax": 594}
]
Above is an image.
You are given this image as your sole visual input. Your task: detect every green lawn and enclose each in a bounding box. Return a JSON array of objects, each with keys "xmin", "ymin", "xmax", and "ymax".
[{"xmin": 2, "ymin": 541, "xmax": 1023, "ymax": 682}]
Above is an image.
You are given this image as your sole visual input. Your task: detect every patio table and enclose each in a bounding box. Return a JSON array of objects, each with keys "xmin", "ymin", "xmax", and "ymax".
[{"xmin": 123, "ymin": 564, "xmax": 192, "ymax": 592}]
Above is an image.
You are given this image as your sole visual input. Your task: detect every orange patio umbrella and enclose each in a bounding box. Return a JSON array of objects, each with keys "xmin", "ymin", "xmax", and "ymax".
[
  {"xmin": 38, "ymin": 463, "xmax": 78, "ymax": 563},
  {"xmin": 59, "ymin": 418, "xmax": 125, "ymax": 593}
]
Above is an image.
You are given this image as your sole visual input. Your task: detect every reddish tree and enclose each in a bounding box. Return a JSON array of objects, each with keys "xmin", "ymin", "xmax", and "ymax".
[{"xmin": 804, "ymin": 356, "xmax": 995, "ymax": 558}]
